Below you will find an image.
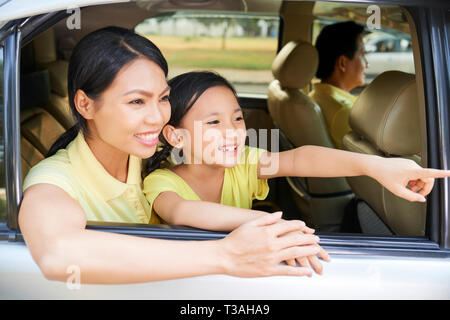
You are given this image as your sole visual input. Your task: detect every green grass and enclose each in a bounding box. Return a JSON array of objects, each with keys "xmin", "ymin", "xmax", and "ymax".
[
  {"xmin": 144, "ymin": 35, "xmax": 277, "ymax": 70},
  {"xmin": 163, "ymin": 48, "xmax": 275, "ymax": 70}
]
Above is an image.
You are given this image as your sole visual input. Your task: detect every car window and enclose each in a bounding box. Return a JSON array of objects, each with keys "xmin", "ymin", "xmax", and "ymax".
[
  {"xmin": 303, "ymin": 2, "xmax": 426, "ymax": 238},
  {"xmin": 311, "ymin": 3, "xmax": 415, "ymax": 94},
  {"xmin": 0, "ymin": 44, "xmax": 6, "ymax": 223},
  {"xmin": 135, "ymin": 11, "xmax": 280, "ymax": 96},
  {"xmin": 14, "ymin": 1, "xmax": 437, "ymax": 244}
]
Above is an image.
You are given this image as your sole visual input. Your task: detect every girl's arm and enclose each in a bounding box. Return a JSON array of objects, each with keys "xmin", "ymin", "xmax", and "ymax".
[
  {"xmin": 154, "ymin": 191, "xmax": 273, "ymax": 231},
  {"xmin": 258, "ymin": 145, "xmax": 450, "ymax": 202},
  {"xmin": 19, "ymin": 184, "xmax": 320, "ymax": 284}
]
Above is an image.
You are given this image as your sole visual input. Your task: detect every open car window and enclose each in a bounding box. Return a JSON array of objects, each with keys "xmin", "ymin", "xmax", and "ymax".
[
  {"xmin": 135, "ymin": 11, "xmax": 280, "ymax": 96},
  {"xmin": 8, "ymin": 0, "xmax": 446, "ymax": 251}
]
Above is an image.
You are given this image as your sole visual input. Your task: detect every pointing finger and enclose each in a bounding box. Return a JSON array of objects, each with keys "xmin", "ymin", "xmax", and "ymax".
[{"xmin": 419, "ymin": 168, "xmax": 450, "ymax": 179}]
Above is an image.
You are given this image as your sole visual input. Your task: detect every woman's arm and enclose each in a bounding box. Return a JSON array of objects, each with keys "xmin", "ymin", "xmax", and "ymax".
[
  {"xmin": 19, "ymin": 184, "xmax": 320, "ymax": 284},
  {"xmin": 258, "ymin": 145, "xmax": 450, "ymax": 202}
]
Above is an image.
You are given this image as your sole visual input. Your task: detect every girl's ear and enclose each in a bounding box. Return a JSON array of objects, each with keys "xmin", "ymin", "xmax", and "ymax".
[
  {"xmin": 74, "ymin": 89, "xmax": 96, "ymax": 119},
  {"xmin": 162, "ymin": 125, "xmax": 183, "ymax": 148}
]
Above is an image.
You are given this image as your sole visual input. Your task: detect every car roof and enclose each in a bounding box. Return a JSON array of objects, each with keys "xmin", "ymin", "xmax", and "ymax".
[{"xmin": 0, "ymin": 0, "xmax": 128, "ymax": 24}]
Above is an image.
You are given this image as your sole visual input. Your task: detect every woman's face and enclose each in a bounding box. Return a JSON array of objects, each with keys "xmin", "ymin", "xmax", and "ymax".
[
  {"xmin": 177, "ymin": 86, "xmax": 247, "ymax": 168},
  {"xmin": 87, "ymin": 57, "xmax": 171, "ymax": 159}
]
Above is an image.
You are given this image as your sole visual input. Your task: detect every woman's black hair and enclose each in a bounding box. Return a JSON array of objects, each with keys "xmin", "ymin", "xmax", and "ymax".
[
  {"xmin": 47, "ymin": 26, "xmax": 168, "ymax": 157},
  {"xmin": 315, "ymin": 21, "xmax": 365, "ymax": 80},
  {"xmin": 143, "ymin": 71, "xmax": 237, "ymax": 176}
]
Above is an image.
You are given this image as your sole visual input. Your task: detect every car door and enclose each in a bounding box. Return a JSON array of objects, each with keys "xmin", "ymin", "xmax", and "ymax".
[{"xmin": 0, "ymin": 0, "xmax": 449, "ymax": 302}]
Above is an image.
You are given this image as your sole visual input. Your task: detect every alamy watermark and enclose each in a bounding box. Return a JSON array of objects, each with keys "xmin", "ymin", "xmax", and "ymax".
[
  {"xmin": 168, "ymin": 122, "xmax": 280, "ymax": 176},
  {"xmin": 366, "ymin": 5, "xmax": 381, "ymax": 30},
  {"xmin": 66, "ymin": 265, "xmax": 81, "ymax": 290},
  {"xmin": 66, "ymin": 6, "xmax": 81, "ymax": 30}
]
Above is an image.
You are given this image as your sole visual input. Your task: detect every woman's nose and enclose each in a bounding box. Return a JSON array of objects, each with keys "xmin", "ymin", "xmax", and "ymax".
[{"xmin": 144, "ymin": 103, "xmax": 167, "ymax": 127}]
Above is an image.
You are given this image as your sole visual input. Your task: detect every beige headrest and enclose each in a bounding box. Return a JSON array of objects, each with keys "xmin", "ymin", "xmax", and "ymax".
[
  {"xmin": 33, "ymin": 28, "xmax": 57, "ymax": 65},
  {"xmin": 46, "ymin": 60, "xmax": 69, "ymax": 97},
  {"xmin": 32, "ymin": 28, "xmax": 69, "ymax": 97},
  {"xmin": 349, "ymin": 71, "xmax": 420, "ymax": 156},
  {"xmin": 271, "ymin": 40, "xmax": 318, "ymax": 89}
]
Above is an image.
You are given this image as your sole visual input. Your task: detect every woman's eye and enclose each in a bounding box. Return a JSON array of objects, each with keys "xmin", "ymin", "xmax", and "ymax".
[
  {"xmin": 235, "ymin": 116, "xmax": 244, "ymax": 121},
  {"xmin": 129, "ymin": 99, "xmax": 144, "ymax": 105},
  {"xmin": 160, "ymin": 95, "xmax": 170, "ymax": 102}
]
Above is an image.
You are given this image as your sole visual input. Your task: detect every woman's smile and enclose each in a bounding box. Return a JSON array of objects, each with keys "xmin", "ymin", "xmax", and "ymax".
[{"xmin": 134, "ymin": 130, "xmax": 160, "ymax": 146}]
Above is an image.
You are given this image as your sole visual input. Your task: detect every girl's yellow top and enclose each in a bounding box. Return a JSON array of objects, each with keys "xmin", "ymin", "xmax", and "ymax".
[
  {"xmin": 23, "ymin": 131, "xmax": 161, "ymax": 224},
  {"xmin": 143, "ymin": 146, "xmax": 270, "ymax": 216}
]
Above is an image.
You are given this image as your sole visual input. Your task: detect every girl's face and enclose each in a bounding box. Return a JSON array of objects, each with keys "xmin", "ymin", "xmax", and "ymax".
[
  {"xmin": 86, "ymin": 57, "xmax": 171, "ymax": 159},
  {"xmin": 177, "ymin": 86, "xmax": 247, "ymax": 168}
]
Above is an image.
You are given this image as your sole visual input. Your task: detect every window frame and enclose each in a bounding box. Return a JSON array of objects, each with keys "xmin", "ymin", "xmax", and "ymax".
[
  {"xmin": 1, "ymin": 23, "xmax": 21, "ymax": 240},
  {"xmin": 0, "ymin": 29, "xmax": 6, "ymax": 233},
  {"xmin": 1, "ymin": 2, "xmax": 448, "ymax": 258}
]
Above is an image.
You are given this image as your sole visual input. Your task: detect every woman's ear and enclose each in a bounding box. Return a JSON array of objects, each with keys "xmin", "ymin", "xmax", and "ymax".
[
  {"xmin": 162, "ymin": 125, "xmax": 183, "ymax": 148},
  {"xmin": 74, "ymin": 89, "xmax": 96, "ymax": 119}
]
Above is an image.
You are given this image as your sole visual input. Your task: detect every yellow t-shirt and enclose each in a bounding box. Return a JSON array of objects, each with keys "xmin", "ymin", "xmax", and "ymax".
[
  {"xmin": 309, "ymin": 83, "xmax": 357, "ymax": 149},
  {"xmin": 23, "ymin": 131, "xmax": 161, "ymax": 224},
  {"xmin": 143, "ymin": 146, "xmax": 269, "ymax": 216}
]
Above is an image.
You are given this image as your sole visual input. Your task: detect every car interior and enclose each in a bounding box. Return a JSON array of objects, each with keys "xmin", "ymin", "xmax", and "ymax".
[{"xmin": 16, "ymin": 0, "xmax": 427, "ymax": 237}]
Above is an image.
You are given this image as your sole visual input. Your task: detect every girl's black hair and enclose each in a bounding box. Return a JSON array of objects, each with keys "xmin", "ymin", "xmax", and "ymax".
[
  {"xmin": 143, "ymin": 71, "xmax": 237, "ymax": 176},
  {"xmin": 47, "ymin": 26, "xmax": 168, "ymax": 157}
]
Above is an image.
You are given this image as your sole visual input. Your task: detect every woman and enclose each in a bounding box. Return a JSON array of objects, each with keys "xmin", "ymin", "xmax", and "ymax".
[{"xmin": 18, "ymin": 26, "xmax": 322, "ymax": 284}]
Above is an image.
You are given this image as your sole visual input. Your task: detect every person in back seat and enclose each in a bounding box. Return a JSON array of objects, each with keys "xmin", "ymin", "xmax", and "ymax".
[{"xmin": 309, "ymin": 21, "xmax": 368, "ymax": 148}]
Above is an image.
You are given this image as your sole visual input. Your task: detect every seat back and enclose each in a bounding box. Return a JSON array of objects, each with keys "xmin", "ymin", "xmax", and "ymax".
[
  {"xmin": 267, "ymin": 41, "xmax": 353, "ymax": 230},
  {"xmin": 342, "ymin": 71, "xmax": 425, "ymax": 236},
  {"xmin": 20, "ymin": 69, "xmax": 66, "ymax": 180},
  {"xmin": 32, "ymin": 28, "xmax": 75, "ymax": 129}
]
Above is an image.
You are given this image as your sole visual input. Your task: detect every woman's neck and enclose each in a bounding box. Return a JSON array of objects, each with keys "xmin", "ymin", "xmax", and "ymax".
[{"xmin": 85, "ymin": 134, "xmax": 130, "ymax": 183}]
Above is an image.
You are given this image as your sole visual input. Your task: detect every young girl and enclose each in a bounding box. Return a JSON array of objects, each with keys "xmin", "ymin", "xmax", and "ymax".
[{"xmin": 142, "ymin": 71, "xmax": 449, "ymax": 272}]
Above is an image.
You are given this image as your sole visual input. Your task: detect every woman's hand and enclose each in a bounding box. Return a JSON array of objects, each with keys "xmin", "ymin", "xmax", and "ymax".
[
  {"xmin": 366, "ymin": 157, "xmax": 450, "ymax": 202},
  {"xmin": 219, "ymin": 212, "xmax": 321, "ymax": 278},
  {"xmin": 284, "ymin": 227, "xmax": 331, "ymax": 276}
]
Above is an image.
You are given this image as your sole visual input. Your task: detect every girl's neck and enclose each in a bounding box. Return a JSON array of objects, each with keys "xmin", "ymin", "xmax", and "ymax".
[
  {"xmin": 173, "ymin": 163, "xmax": 225, "ymax": 203},
  {"xmin": 85, "ymin": 134, "xmax": 130, "ymax": 183},
  {"xmin": 174, "ymin": 162, "xmax": 225, "ymax": 182}
]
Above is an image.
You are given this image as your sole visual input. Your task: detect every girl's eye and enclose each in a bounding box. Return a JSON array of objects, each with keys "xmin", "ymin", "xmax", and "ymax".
[
  {"xmin": 129, "ymin": 98, "xmax": 144, "ymax": 105},
  {"xmin": 207, "ymin": 120, "xmax": 220, "ymax": 125}
]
